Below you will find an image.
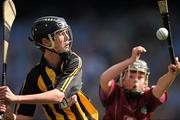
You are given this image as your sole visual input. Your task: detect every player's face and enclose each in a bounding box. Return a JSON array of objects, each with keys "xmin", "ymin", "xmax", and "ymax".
[
  {"xmin": 53, "ymin": 29, "xmax": 71, "ymax": 53},
  {"xmin": 122, "ymin": 70, "xmax": 146, "ymax": 92}
]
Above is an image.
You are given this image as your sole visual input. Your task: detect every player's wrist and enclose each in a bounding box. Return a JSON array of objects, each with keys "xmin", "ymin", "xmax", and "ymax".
[
  {"xmin": 127, "ymin": 57, "xmax": 136, "ymax": 64},
  {"xmin": 13, "ymin": 95, "xmax": 20, "ymax": 103}
]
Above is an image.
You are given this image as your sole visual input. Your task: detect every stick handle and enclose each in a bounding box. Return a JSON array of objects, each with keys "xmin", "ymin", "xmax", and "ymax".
[
  {"xmin": 158, "ymin": 0, "xmax": 176, "ymax": 64},
  {"xmin": 162, "ymin": 14, "xmax": 176, "ymax": 64}
]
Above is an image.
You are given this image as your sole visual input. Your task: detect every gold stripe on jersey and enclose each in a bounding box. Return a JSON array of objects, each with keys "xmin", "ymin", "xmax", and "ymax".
[
  {"xmin": 75, "ymin": 101, "xmax": 88, "ymax": 120},
  {"xmin": 63, "ymin": 107, "xmax": 76, "ymax": 120},
  {"xmin": 38, "ymin": 75, "xmax": 47, "ymax": 91},
  {"xmin": 60, "ymin": 68, "xmax": 78, "ymax": 93},
  {"xmin": 77, "ymin": 91, "xmax": 99, "ymax": 120},
  {"xmin": 45, "ymin": 67, "xmax": 56, "ymax": 86},
  {"xmin": 60, "ymin": 56, "xmax": 82, "ymax": 93},
  {"xmin": 38, "ymin": 67, "xmax": 56, "ymax": 92},
  {"xmin": 46, "ymin": 104, "xmax": 65, "ymax": 120}
]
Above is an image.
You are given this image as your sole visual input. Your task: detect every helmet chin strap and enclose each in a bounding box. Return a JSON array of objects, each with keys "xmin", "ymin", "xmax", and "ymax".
[
  {"xmin": 34, "ymin": 33, "xmax": 55, "ymax": 50},
  {"xmin": 28, "ymin": 36, "xmax": 70, "ymax": 59},
  {"xmin": 28, "ymin": 36, "xmax": 58, "ymax": 54}
]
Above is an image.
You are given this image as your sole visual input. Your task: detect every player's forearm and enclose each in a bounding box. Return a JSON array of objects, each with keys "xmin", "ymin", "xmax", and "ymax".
[
  {"xmin": 15, "ymin": 89, "xmax": 64, "ymax": 104},
  {"xmin": 153, "ymin": 71, "xmax": 176, "ymax": 98},
  {"xmin": 100, "ymin": 58, "xmax": 134, "ymax": 92}
]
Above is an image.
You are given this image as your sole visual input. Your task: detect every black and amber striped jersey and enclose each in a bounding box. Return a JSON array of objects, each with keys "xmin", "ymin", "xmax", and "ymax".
[{"xmin": 15, "ymin": 51, "xmax": 98, "ymax": 120}]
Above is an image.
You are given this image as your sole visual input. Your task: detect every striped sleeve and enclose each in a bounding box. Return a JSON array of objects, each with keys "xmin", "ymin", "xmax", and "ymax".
[{"xmin": 56, "ymin": 53, "xmax": 83, "ymax": 97}]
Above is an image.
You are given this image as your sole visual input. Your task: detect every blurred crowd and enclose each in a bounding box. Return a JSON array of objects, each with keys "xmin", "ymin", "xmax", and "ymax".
[{"xmin": 0, "ymin": 1, "xmax": 180, "ymax": 119}]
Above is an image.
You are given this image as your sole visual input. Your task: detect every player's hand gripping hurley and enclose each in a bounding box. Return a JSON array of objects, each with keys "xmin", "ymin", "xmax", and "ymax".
[{"xmin": 1, "ymin": 0, "xmax": 16, "ymax": 119}]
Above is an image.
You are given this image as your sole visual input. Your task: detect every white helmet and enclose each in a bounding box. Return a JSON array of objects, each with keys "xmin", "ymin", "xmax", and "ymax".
[{"xmin": 119, "ymin": 59, "xmax": 150, "ymax": 86}]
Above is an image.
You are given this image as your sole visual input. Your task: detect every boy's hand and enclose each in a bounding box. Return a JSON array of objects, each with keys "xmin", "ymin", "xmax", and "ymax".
[
  {"xmin": 168, "ymin": 57, "xmax": 180, "ymax": 73},
  {"xmin": 131, "ymin": 46, "xmax": 146, "ymax": 61}
]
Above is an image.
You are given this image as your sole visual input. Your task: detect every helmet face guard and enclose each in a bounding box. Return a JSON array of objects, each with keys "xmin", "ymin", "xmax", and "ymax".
[
  {"xmin": 119, "ymin": 60, "xmax": 150, "ymax": 86},
  {"xmin": 30, "ymin": 16, "xmax": 73, "ymax": 51}
]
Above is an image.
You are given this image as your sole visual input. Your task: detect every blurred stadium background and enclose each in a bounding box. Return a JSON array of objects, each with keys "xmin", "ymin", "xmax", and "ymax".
[{"xmin": 0, "ymin": 0, "xmax": 180, "ymax": 119}]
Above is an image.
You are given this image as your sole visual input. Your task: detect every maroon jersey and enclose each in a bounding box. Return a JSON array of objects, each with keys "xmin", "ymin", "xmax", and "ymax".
[{"xmin": 99, "ymin": 80, "xmax": 167, "ymax": 120}]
